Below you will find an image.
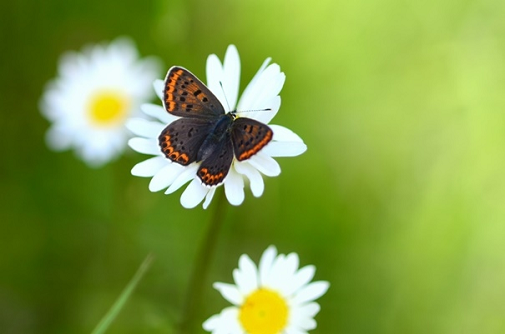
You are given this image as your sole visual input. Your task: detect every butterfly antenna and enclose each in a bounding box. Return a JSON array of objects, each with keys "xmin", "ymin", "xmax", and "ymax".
[
  {"xmin": 218, "ymin": 81, "xmax": 232, "ymax": 111},
  {"xmin": 236, "ymin": 108, "xmax": 272, "ymax": 113}
]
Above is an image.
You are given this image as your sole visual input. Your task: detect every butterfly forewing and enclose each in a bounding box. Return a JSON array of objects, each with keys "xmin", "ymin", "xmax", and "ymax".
[
  {"xmin": 163, "ymin": 66, "xmax": 225, "ymax": 118},
  {"xmin": 159, "ymin": 118, "xmax": 217, "ymax": 165},
  {"xmin": 197, "ymin": 133, "xmax": 234, "ymax": 186},
  {"xmin": 231, "ymin": 117, "xmax": 273, "ymax": 161}
]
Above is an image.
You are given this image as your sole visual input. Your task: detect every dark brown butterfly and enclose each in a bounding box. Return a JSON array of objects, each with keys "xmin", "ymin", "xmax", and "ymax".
[{"xmin": 159, "ymin": 66, "xmax": 273, "ymax": 186}]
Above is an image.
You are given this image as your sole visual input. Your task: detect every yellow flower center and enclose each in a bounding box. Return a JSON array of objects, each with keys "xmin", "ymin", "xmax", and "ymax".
[
  {"xmin": 88, "ymin": 91, "xmax": 129, "ymax": 126},
  {"xmin": 239, "ymin": 288, "xmax": 289, "ymax": 334}
]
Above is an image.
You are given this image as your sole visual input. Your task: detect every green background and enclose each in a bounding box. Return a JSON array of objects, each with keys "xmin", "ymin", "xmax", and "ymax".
[{"xmin": 2, "ymin": 0, "xmax": 505, "ymax": 333}]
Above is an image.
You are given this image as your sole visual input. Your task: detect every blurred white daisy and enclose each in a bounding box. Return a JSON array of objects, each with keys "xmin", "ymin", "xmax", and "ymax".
[
  {"xmin": 40, "ymin": 37, "xmax": 161, "ymax": 167},
  {"xmin": 203, "ymin": 246, "xmax": 329, "ymax": 334},
  {"xmin": 127, "ymin": 45, "xmax": 306, "ymax": 209}
]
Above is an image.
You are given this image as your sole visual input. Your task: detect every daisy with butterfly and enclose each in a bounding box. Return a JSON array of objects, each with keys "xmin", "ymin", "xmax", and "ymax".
[{"xmin": 127, "ymin": 45, "xmax": 306, "ymax": 209}]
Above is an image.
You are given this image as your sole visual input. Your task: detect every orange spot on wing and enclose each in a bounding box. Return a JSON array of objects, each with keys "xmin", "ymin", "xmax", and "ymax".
[
  {"xmin": 198, "ymin": 168, "xmax": 225, "ymax": 186},
  {"xmin": 164, "ymin": 69, "xmax": 186, "ymax": 113},
  {"xmin": 178, "ymin": 154, "xmax": 189, "ymax": 164},
  {"xmin": 167, "ymin": 101, "xmax": 176, "ymax": 111},
  {"xmin": 238, "ymin": 130, "xmax": 273, "ymax": 161}
]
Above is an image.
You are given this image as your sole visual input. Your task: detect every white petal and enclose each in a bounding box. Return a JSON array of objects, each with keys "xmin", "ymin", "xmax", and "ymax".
[
  {"xmin": 206, "ymin": 53, "xmax": 222, "ymax": 86},
  {"xmin": 213, "ymin": 283, "xmax": 244, "ymax": 305},
  {"xmin": 285, "ymin": 328, "xmax": 307, "ymax": 334},
  {"xmin": 202, "ymin": 314, "xmax": 220, "ymax": 332},
  {"xmin": 206, "ymin": 45, "xmax": 241, "ymax": 111},
  {"xmin": 202, "ymin": 307, "xmax": 242, "ymax": 334},
  {"xmin": 180, "ymin": 178, "xmax": 210, "ymax": 209},
  {"xmin": 291, "ymin": 281, "xmax": 330, "ymax": 306},
  {"xmin": 275, "ymin": 253, "xmax": 299, "ymax": 295},
  {"xmin": 294, "ymin": 302, "xmax": 320, "ymax": 318},
  {"xmin": 132, "ymin": 57, "xmax": 163, "ymax": 93},
  {"xmin": 149, "ymin": 163, "xmax": 185, "ymax": 192},
  {"xmin": 286, "ymin": 304, "xmax": 321, "ymax": 334},
  {"xmin": 128, "ymin": 137, "xmax": 160, "ymax": 155},
  {"xmin": 247, "ymin": 152, "xmax": 281, "ymax": 177},
  {"xmin": 262, "ymin": 254, "xmax": 286, "ymax": 289},
  {"xmin": 259, "ymin": 246, "xmax": 277, "ymax": 286},
  {"xmin": 79, "ymin": 143, "xmax": 116, "ymax": 167},
  {"xmin": 224, "ymin": 167, "xmax": 244, "ymax": 206},
  {"xmin": 222, "ymin": 45, "xmax": 240, "ymax": 109},
  {"xmin": 39, "ymin": 83, "xmax": 62, "ymax": 121},
  {"xmin": 262, "ymin": 141, "xmax": 307, "ymax": 157},
  {"xmin": 153, "ymin": 79, "xmax": 164, "ymax": 100},
  {"xmin": 233, "ymin": 254, "xmax": 259, "ymax": 295},
  {"xmin": 206, "ymin": 54, "xmax": 228, "ymax": 110},
  {"xmin": 257, "ymin": 66, "xmax": 284, "ymax": 106},
  {"xmin": 202, "ymin": 187, "xmax": 217, "ymax": 210},
  {"xmin": 131, "ymin": 156, "xmax": 167, "ymax": 177},
  {"xmin": 290, "ymin": 312, "xmax": 317, "ymax": 331},
  {"xmin": 269, "ymin": 124, "xmax": 304, "ymax": 142},
  {"xmin": 165, "ymin": 163, "xmax": 199, "ymax": 194},
  {"xmin": 109, "ymin": 37, "xmax": 138, "ymax": 62},
  {"xmin": 126, "ymin": 118, "xmax": 165, "ymax": 138},
  {"xmin": 283, "ymin": 265, "xmax": 316, "ymax": 296},
  {"xmin": 141, "ymin": 103, "xmax": 176, "ymax": 125},
  {"xmin": 237, "ymin": 57, "xmax": 271, "ymax": 111},
  {"xmin": 58, "ymin": 51, "xmax": 82, "ymax": 79},
  {"xmin": 250, "ymin": 95, "xmax": 281, "ymax": 124},
  {"xmin": 45, "ymin": 125, "xmax": 74, "ymax": 151},
  {"xmin": 234, "ymin": 161, "xmax": 264, "ymax": 197},
  {"xmin": 237, "ymin": 63, "xmax": 284, "ymax": 114}
]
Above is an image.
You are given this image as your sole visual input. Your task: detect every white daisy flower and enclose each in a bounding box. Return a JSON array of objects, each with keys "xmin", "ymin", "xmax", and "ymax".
[
  {"xmin": 40, "ymin": 37, "xmax": 161, "ymax": 167},
  {"xmin": 203, "ymin": 246, "xmax": 329, "ymax": 334},
  {"xmin": 127, "ymin": 45, "xmax": 306, "ymax": 209}
]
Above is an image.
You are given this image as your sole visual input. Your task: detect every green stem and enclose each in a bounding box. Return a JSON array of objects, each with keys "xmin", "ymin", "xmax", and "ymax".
[
  {"xmin": 91, "ymin": 253, "xmax": 154, "ymax": 334},
  {"xmin": 178, "ymin": 190, "xmax": 228, "ymax": 334}
]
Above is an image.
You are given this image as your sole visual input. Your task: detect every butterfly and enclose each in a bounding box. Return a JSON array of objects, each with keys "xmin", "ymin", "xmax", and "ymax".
[{"xmin": 159, "ymin": 66, "xmax": 273, "ymax": 187}]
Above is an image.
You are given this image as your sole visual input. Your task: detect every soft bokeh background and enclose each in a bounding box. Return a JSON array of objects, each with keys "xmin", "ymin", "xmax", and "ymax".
[{"xmin": 2, "ymin": 0, "xmax": 505, "ymax": 333}]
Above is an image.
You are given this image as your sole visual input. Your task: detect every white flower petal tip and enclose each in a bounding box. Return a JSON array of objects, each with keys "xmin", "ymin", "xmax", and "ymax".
[
  {"xmin": 129, "ymin": 45, "xmax": 305, "ymax": 208},
  {"xmin": 40, "ymin": 37, "xmax": 161, "ymax": 167},
  {"xmin": 180, "ymin": 179, "xmax": 209, "ymax": 209},
  {"xmin": 263, "ymin": 141, "xmax": 307, "ymax": 157},
  {"xmin": 153, "ymin": 79, "xmax": 165, "ymax": 100},
  {"xmin": 204, "ymin": 246, "xmax": 328, "ymax": 334},
  {"xmin": 128, "ymin": 138, "xmax": 160, "ymax": 155},
  {"xmin": 202, "ymin": 187, "xmax": 216, "ymax": 210},
  {"xmin": 131, "ymin": 156, "xmax": 167, "ymax": 177},
  {"xmin": 203, "ymin": 307, "xmax": 241, "ymax": 333}
]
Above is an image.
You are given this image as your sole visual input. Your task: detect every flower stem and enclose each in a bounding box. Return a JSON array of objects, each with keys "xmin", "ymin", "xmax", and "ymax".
[
  {"xmin": 91, "ymin": 254, "xmax": 154, "ymax": 334},
  {"xmin": 178, "ymin": 190, "xmax": 228, "ymax": 334}
]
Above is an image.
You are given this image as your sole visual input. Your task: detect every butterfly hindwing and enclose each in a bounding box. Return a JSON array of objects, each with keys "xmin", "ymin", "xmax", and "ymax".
[
  {"xmin": 197, "ymin": 133, "xmax": 234, "ymax": 187},
  {"xmin": 163, "ymin": 66, "xmax": 225, "ymax": 118},
  {"xmin": 231, "ymin": 117, "xmax": 273, "ymax": 161},
  {"xmin": 159, "ymin": 117, "xmax": 217, "ymax": 165}
]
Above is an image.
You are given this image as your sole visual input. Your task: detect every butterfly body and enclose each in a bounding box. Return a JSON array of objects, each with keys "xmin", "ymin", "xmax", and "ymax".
[
  {"xmin": 197, "ymin": 113, "xmax": 234, "ymax": 162},
  {"xmin": 159, "ymin": 66, "xmax": 273, "ymax": 187}
]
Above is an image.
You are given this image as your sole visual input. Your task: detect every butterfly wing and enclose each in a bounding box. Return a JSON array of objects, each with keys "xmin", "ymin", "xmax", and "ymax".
[
  {"xmin": 197, "ymin": 134, "xmax": 234, "ymax": 187},
  {"xmin": 163, "ymin": 66, "xmax": 225, "ymax": 118},
  {"xmin": 159, "ymin": 118, "xmax": 217, "ymax": 166},
  {"xmin": 231, "ymin": 117, "xmax": 273, "ymax": 161}
]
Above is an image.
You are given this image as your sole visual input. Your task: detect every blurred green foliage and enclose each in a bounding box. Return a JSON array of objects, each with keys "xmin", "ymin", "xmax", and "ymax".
[{"xmin": 1, "ymin": 0, "xmax": 505, "ymax": 333}]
